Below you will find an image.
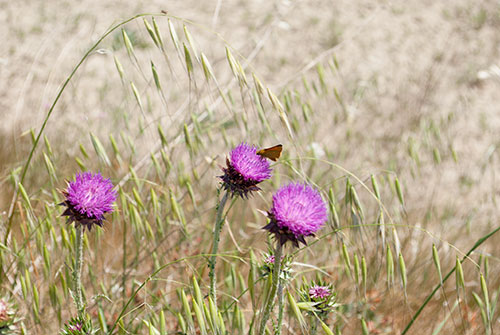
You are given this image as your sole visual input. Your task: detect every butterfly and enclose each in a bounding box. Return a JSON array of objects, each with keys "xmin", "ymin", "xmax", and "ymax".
[{"xmin": 257, "ymin": 144, "xmax": 283, "ymax": 161}]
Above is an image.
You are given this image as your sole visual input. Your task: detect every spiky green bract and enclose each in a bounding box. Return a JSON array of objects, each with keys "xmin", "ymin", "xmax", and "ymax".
[
  {"xmin": 0, "ymin": 298, "xmax": 19, "ymax": 335},
  {"xmin": 60, "ymin": 316, "xmax": 95, "ymax": 335},
  {"xmin": 298, "ymin": 281, "xmax": 337, "ymax": 319}
]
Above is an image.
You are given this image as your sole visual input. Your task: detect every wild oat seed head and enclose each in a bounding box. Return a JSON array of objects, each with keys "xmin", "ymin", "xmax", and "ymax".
[
  {"xmin": 264, "ymin": 182, "xmax": 327, "ymax": 246},
  {"xmin": 61, "ymin": 172, "xmax": 117, "ymax": 230},
  {"xmin": 220, "ymin": 143, "xmax": 271, "ymax": 198}
]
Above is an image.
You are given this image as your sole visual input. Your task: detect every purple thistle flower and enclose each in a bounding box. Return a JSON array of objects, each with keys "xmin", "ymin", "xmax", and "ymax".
[
  {"xmin": 220, "ymin": 143, "xmax": 272, "ymax": 198},
  {"xmin": 309, "ymin": 285, "xmax": 331, "ymax": 299},
  {"xmin": 61, "ymin": 172, "xmax": 117, "ymax": 231},
  {"xmin": 263, "ymin": 182, "xmax": 328, "ymax": 247}
]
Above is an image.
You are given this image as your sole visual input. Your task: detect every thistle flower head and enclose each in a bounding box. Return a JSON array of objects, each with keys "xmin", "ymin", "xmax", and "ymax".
[
  {"xmin": 263, "ymin": 183, "xmax": 328, "ymax": 247},
  {"xmin": 61, "ymin": 172, "xmax": 117, "ymax": 231},
  {"xmin": 309, "ymin": 285, "xmax": 332, "ymax": 299},
  {"xmin": 220, "ymin": 143, "xmax": 272, "ymax": 198},
  {"xmin": 299, "ymin": 281, "xmax": 336, "ymax": 318}
]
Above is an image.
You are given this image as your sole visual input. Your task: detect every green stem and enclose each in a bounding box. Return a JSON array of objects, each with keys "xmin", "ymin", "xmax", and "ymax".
[
  {"xmin": 122, "ymin": 215, "xmax": 127, "ymax": 306},
  {"xmin": 73, "ymin": 225, "xmax": 85, "ymax": 319},
  {"xmin": 209, "ymin": 190, "xmax": 230, "ymax": 304},
  {"xmin": 402, "ymin": 225, "xmax": 500, "ymax": 334},
  {"xmin": 275, "ymin": 279, "xmax": 285, "ymax": 335},
  {"xmin": 258, "ymin": 243, "xmax": 283, "ymax": 335},
  {"xmin": 311, "ymin": 317, "xmax": 318, "ymax": 335}
]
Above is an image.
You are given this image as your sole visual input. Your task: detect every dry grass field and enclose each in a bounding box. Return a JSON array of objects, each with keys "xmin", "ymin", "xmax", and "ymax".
[{"xmin": 2, "ymin": 0, "xmax": 500, "ymax": 334}]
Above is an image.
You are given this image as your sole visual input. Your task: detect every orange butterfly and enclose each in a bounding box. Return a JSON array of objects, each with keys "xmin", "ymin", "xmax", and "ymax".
[{"xmin": 257, "ymin": 144, "xmax": 283, "ymax": 161}]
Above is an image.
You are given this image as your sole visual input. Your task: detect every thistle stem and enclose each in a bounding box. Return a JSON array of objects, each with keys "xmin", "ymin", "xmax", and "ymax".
[
  {"xmin": 122, "ymin": 215, "xmax": 127, "ymax": 306},
  {"xmin": 209, "ymin": 190, "xmax": 230, "ymax": 304},
  {"xmin": 73, "ymin": 225, "xmax": 85, "ymax": 319},
  {"xmin": 258, "ymin": 243, "xmax": 283, "ymax": 335},
  {"xmin": 311, "ymin": 317, "xmax": 319, "ymax": 335},
  {"xmin": 275, "ymin": 279, "xmax": 285, "ymax": 335}
]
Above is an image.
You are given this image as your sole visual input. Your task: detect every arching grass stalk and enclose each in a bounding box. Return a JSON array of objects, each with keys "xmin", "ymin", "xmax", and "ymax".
[
  {"xmin": 258, "ymin": 242, "xmax": 283, "ymax": 335},
  {"xmin": 208, "ymin": 190, "xmax": 230, "ymax": 303},
  {"xmin": 402, "ymin": 225, "xmax": 500, "ymax": 334},
  {"xmin": 3, "ymin": 12, "xmax": 166, "ymax": 246}
]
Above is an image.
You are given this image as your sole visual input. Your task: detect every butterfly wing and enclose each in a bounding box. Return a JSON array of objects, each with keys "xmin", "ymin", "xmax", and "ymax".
[{"xmin": 257, "ymin": 144, "xmax": 283, "ymax": 161}]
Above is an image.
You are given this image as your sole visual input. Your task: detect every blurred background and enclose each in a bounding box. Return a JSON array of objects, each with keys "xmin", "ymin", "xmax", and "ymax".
[{"xmin": 3, "ymin": 0, "xmax": 500, "ymax": 236}]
